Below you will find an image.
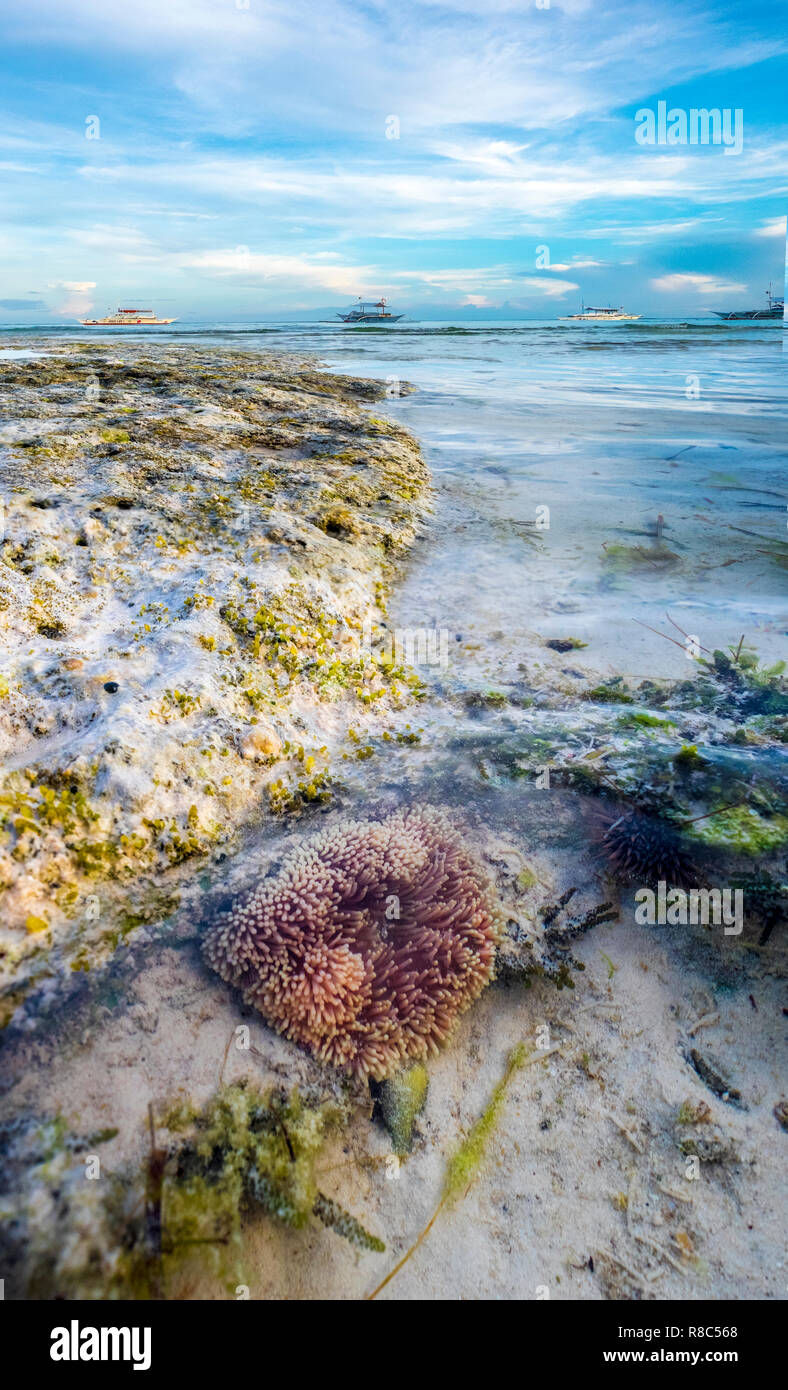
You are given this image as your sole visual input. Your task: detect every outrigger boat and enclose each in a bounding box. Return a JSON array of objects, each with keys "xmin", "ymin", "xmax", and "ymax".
[
  {"xmin": 336, "ymin": 297, "xmax": 403, "ymax": 324},
  {"xmin": 713, "ymin": 285, "xmax": 784, "ymax": 321},
  {"xmin": 559, "ymin": 300, "xmax": 640, "ymax": 321},
  {"xmin": 78, "ymin": 307, "xmax": 177, "ymax": 326}
]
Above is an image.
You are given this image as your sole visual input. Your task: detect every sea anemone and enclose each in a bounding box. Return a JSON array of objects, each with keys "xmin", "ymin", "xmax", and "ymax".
[
  {"xmin": 600, "ymin": 807, "xmax": 695, "ymax": 888},
  {"xmin": 203, "ymin": 808, "xmax": 499, "ymax": 1079}
]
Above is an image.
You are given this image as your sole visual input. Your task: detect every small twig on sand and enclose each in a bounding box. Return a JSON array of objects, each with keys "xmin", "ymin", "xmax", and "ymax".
[
  {"xmin": 664, "ymin": 611, "xmax": 712, "ymax": 654},
  {"xmin": 632, "ymin": 618, "xmax": 694, "ymax": 654},
  {"xmin": 633, "ymin": 616, "xmax": 713, "ymax": 657},
  {"xmin": 679, "ymin": 799, "xmax": 749, "ymax": 828},
  {"xmin": 218, "ymin": 1029, "xmax": 235, "ymax": 1087},
  {"xmin": 605, "ymin": 1110, "xmax": 644, "ymax": 1153},
  {"xmin": 687, "ymin": 1011, "xmax": 720, "ymax": 1037},
  {"xmin": 596, "ymin": 1247, "xmax": 650, "ymax": 1293}
]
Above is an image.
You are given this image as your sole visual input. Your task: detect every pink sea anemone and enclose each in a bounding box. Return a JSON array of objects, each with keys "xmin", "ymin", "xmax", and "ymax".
[{"xmin": 203, "ymin": 808, "xmax": 499, "ymax": 1078}]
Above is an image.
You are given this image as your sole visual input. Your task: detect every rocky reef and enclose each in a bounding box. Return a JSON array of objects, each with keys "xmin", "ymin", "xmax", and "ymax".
[{"xmin": 0, "ymin": 341, "xmax": 428, "ymax": 1025}]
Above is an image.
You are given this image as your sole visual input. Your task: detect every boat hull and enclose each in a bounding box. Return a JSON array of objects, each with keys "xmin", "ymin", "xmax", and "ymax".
[
  {"xmin": 712, "ymin": 310, "xmax": 783, "ymax": 321},
  {"xmin": 79, "ymin": 319, "xmax": 177, "ymax": 326},
  {"xmin": 558, "ymin": 314, "xmax": 640, "ymax": 321}
]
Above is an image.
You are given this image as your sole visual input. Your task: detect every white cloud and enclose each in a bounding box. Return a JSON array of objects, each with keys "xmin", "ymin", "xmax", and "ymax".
[
  {"xmin": 650, "ymin": 272, "xmax": 747, "ymax": 295},
  {"xmin": 72, "ymin": 129, "xmax": 788, "ymax": 244},
  {"xmin": 517, "ymin": 276, "xmax": 580, "ymax": 297},
  {"xmin": 586, "ymin": 217, "xmax": 723, "ymax": 243},
  {"xmin": 180, "ymin": 249, "xmax": 378, "ymax": 296},
  {"xmin": 753, "ymin": 216, "xmax": 787, "ymax": 239},
  {"xmin": 166, "ymin": 249, "xmax": 577, "ymax": 304},
  {"xmin": 544, "ymin": 257, "xmax": 604, "ymax": 271},
  {"xmin": 64, "ymin": 224, "xmax": 154, "ymax": 258},
  {"xmin": 432, "ymin": 140, "xmax": 531, "ymax": 174},
  {"xmin": 8, "ymin": 0, "xmax": 788, "ymax": 140},
  {"xmin": 46, "ymin": 279, "xmax": 97, "ymax": 315}
]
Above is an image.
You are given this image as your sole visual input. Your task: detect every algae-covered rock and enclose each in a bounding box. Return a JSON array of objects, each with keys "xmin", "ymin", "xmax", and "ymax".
[
  {"xmin": 376, "ymin": 1062, "xmax": 429, "ymax": 1153},
  {"xmin": 0, "ymin": 342, "xmax": 429, "ymax": 1025},
  {"xmin": 1, "ymin": 1080, "xmax": 385, "ymax": 1298}
]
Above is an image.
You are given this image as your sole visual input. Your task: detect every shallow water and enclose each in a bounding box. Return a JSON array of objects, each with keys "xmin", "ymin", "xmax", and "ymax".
[{"xmin": 4, "ymin": 318, "xmax": 787, "ymax": 684}]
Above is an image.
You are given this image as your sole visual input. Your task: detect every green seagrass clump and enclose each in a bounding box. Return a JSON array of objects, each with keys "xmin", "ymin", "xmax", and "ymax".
[{"xmin": 162, "ymin": 1080, "xmax": 385, "ymax": 1257}]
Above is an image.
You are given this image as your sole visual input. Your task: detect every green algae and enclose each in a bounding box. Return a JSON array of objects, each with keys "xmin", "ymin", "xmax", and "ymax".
[
  {"xmin": 443, "ymin": 1043, "xmax": 529, "ymax": 1205},
  {"xmin": 312, "ymin": 1193, "xmax": 385, "ymax": 1252},
  {"xmin": 0, "ymin": 771, "xmax": 99, "ymax": 844},
  {"xmin": 602, "ymin": 541, "xmax": 680, "ymax": 573},
  {"xmin": 3, "ymin": 1080, "xmax": 384, "ymax": 1299},
  {"xmin": 267, "ymin": 768, "xmax": 333, "ymax": 814},
  {"xmin": 586, "ymin": 682, "xmax": 634, "ymax": 705},
  {"xmin": 673, "ymin": 743, "xmax": 709, "ymax": 768},
  {"xmin": 368, "ymin": 1042, "xmax": 542, "ymax": 1300},
  {"xmin": 616, "ymin": 711, "xmax": 676, "ymax": 730},
  {"xmin": 686, "ymin": 805, "xmax": 788, "ymax": 855},
  {"xmin": 376, "ymin": 1063, "xmax": 429, "ymax": 1155},
  {"xmin": 162, "ymin": 1082, "xmax": 384, "ymax": 1280},
  {"xmin": 314, "ymin": 503, "xmax": 360, "ymax": 539}
]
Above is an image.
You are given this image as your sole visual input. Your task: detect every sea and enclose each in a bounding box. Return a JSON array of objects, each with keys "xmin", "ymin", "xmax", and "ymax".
[{"xmin": 2, "ymin": 317, "xmax": 786, "ymax": 687}]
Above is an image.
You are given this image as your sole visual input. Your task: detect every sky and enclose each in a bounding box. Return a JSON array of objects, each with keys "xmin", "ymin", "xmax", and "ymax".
[{"xmin": 0, "ymin": 0, "xmax": 786, "ymax": 322}]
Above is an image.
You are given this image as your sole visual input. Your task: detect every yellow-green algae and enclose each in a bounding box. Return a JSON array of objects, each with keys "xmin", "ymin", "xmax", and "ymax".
[
  {"xmin": 368, "ymin": 1042, "xmax": 541, "ymax": 1298},
  {"xmin": 442, "ymin": 1042, "xmax": 529, "ymax": 1205},
  {"xmin": 376, "ymin": 1062, "xmax": 429, "ymax": 1154},
  {"xmin": 160, "ymin": 1082, "xmax": 385, "ymax": 1285},
  {"xmin": 686, "ymin": 805, "xmax": 788, "ymax": 855},
  {"xmin": 5, "ymin": 1080, "xmax": 383, "ymax": 1299}
]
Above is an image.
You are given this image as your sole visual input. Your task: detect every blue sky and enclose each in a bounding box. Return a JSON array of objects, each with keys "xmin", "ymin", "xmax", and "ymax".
[{"xmin": 0, "ymin": 0, "xmax": 786, "ymax": 321}]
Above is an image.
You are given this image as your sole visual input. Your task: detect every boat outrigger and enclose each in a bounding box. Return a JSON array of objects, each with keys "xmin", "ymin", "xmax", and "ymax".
[
  {"xmin": 336, "ymin": 297, "xmax": 403, "ymax": 324},
  {"xmin": 713, "ymin": 285, "xmax": 784, "ymax": 321},
  {"xmin": 78, "ymin": 308, "xmax": 177, "ymax": 326},
  {"xmin": 559, "ymin": 300, "xmax": 640, "ymax": 321}
]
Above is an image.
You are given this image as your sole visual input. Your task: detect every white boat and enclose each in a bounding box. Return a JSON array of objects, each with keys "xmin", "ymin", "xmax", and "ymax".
[
  {"xmin": 559, "ymin": 301, "xmax": 640, "ymax": 321},
  {"xmin": 336, "ymin": 297, "xmax": 404, "ymax": 324},
  {"xmin": 78, "ymin": 307, "xmax": 177, "ymax": 326}
]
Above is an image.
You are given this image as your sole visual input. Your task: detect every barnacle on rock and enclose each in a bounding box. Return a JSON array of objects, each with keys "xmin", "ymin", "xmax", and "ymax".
[{"xmin": 203, "ymin": 808, "xmax": 499, "ymax": 1078}]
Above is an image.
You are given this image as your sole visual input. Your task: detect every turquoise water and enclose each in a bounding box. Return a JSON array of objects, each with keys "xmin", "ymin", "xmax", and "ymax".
[{"xmin": 3, "ymin": 318, "xmax": 786, "ymax": 682}]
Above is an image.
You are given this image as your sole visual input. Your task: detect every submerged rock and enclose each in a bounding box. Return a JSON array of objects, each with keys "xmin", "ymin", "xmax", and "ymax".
[{"xmin": 375, "ymin": 1062, "xmax": 429, "ymax": 1153}]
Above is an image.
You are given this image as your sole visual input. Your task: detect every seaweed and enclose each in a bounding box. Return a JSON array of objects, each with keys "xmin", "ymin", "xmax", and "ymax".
[
  {"xmin": 373, "ymin": 1063, "xmax": 429, "ymax": 1154},
  {"xmin": 161, "ymin": 1081, "xmax": 384, "ymax": 1273},
  {"xmin": 368, "ymin": 1042, "xmax": 558, "ymax": 1299}
]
